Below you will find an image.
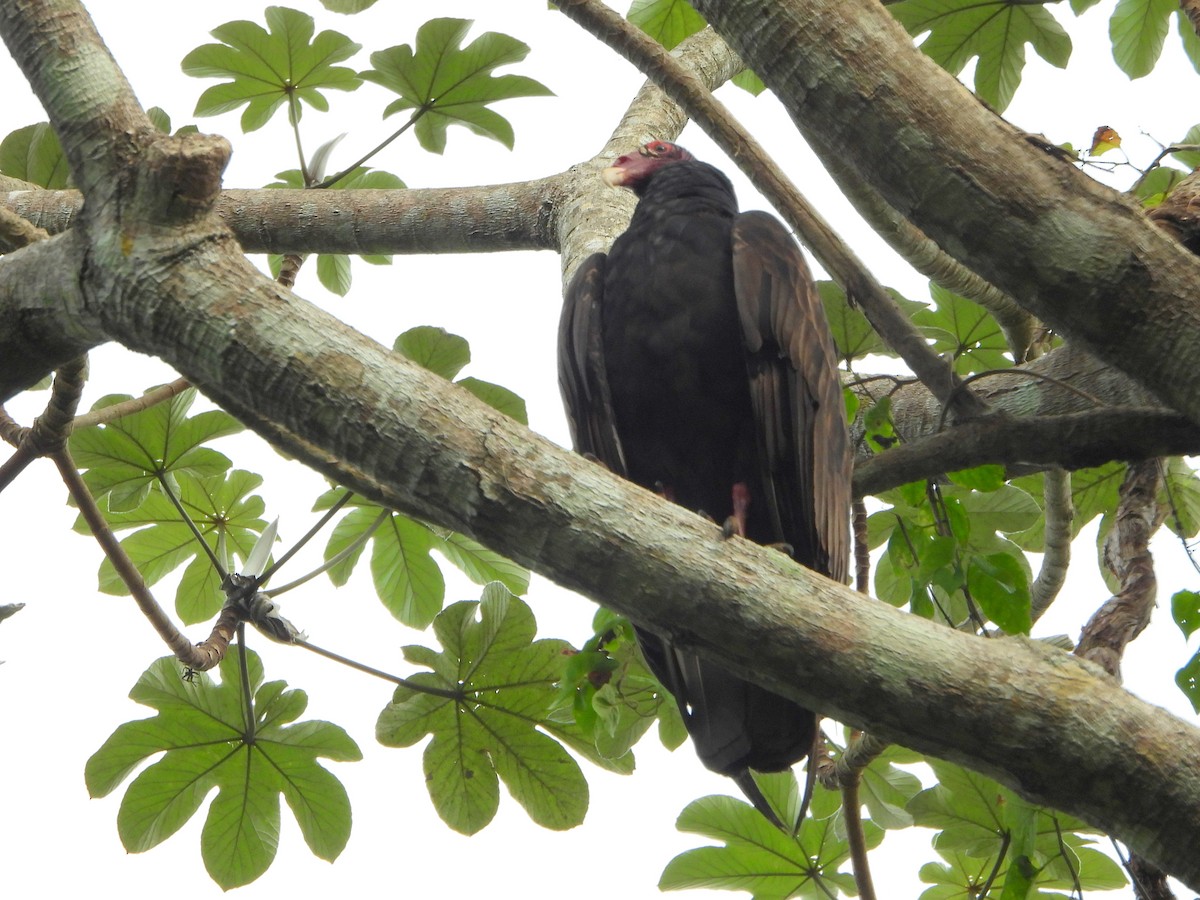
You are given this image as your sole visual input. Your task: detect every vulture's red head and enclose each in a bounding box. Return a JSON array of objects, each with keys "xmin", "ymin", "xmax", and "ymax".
[{"xmin": 602, "ymin": 141, "xmax": 694, "ymax": 194}]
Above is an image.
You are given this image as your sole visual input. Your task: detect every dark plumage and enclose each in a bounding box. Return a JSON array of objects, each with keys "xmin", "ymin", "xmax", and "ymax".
[{"xmin": 558, "ymin": 141, "xmax": 850, "ymax": 824}]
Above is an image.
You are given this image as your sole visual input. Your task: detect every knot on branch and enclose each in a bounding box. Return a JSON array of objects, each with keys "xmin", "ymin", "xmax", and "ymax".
[
  {"xmin": 222, "ymin": 573, "xmax": 305, "ymax": 644},
  {"xmin": 133, "ymin": 132, "xmax": 232, "ymax": 227}
]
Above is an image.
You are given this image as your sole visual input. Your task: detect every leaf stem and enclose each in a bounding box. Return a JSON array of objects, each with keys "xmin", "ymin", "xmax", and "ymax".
[
  {"xmin": 316, "ymin": 108, "xmax": 426, "ymax": 189},
  {"xmin": 296, "ymin": 638, "xmax": 462, "ymax": 700},
  {"xmin": 257, "ymin": 489, "xmax": 354, "ymax": 585},
  {"xmin": 236, "ymin": 624, "xmax": 256, "ymax": 739},
  {"xmin": 289, "ymin": 94, "xmax": 311, "ymax": 186},
  {"xmin": 267, "ymin": 507, "xmax": 387, "ymax": 596},
  {"xmin": 157, "ymin": 471, "xmax": 228, "ymax": 579}
]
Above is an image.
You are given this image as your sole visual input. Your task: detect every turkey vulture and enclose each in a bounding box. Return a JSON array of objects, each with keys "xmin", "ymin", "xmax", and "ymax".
[{"xmin": 558, "ymin": 141, "xmax": 851, "ymax": 825}]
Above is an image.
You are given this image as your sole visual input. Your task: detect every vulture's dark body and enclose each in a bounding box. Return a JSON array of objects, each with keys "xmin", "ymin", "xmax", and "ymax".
[
  {"xmin": 560, "ymin": 157, "xmax": 850, "ymax": 786},
  {"xmin": 602, "ymin": 166, "xmax": 755, "ymax": 534}
]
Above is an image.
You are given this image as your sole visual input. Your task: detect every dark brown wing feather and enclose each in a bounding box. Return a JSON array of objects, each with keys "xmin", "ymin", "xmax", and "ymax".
[
  {"xmin": 558, "ymin": 252, "xmax": 627, "ymax": 477},
  {"xmin": 732, "ymin": 211, "xmax": 850, "ymax": 584}
]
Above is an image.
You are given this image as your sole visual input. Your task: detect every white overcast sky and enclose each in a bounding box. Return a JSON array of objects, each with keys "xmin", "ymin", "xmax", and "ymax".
[{"xmin": 2, "ymin": 1, "xmax": 1199, "ymax": 897}]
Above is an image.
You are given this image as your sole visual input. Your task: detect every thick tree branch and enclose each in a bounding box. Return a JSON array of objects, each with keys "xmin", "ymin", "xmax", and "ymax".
[
  {"xmin": 693, "ymin": 0, "xmax": 1200, "ymax": 428},
  {"xmin": 91, "ymin": 256, "xmax": 1200, "ymax": 887},
  {"xmin": 853, "ymin": 406, "xmax": 1200, "ymax": 496}
]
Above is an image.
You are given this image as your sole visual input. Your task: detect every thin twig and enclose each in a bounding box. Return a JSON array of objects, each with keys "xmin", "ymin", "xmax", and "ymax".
[
  {"xmin": 54, "ymin": 447, "xmax": 230, "ymax": 669},
  {"xmin": 72, "ymin": 377, "xmax": 191, "ymax": 429}
]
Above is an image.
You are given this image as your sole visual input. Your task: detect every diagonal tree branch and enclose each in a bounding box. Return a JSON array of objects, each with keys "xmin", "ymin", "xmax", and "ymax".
[{"xmin": 692, "ymin": 0, "xmax": 1200, "ymax": 429}]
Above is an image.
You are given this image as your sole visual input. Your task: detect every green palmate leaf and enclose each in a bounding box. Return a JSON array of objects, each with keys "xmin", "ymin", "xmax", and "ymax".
[
  {"xmin": 1178, "ymin": 650, "xmax": 1200, "ymax": 713},
  {"xmin": 182, "ymin": 6, "xmax": 362, "ymax": 132},
  {"xmin": 819, "ymin": 280, "xmax": 884, "ymax": 363},
  {"xmin": 998, "ymin": 803, "xmax": 1037, "ymax": 900},
  {"xmin": 947, "ymin": 464, "xmax": 1006, "ymax": 492},
  {"xmin": 377, "ymin": 585, "xmax": 587, "ymax": 833},
  {"xmin": 890, "ymin": 0, "xmax": 1071, "ymax": 112},
  {"xmin": 1173, "ymin": 589, "xmax": 1200, "ymax": 639},
  {"xmin": 661, "ymin": 779, "xmax": 881, "ymax": 897},
  {"xmin": 1109, "ymin": 0, "xmax": 1177, "ymax": 78},
  {"xmin": 316, "ymin": 326, "xmax": 530, "ymax": 611},
  {"xmin": 68, "ymin": 387, "xmax": 241, "ymax": 512},
  {"xmin": 1180, "ymin": 10, "xmax": 1200, "ymax": 74},
  {"xmin": 1170, "ymin": 123, "xmax": 1200, "ymax": 170},
  {"xmin": 83, "ymin": 470, "xmax": 268, "ymax": 623},
  {"xmin": 370, "ymin": 513, "xmax": 446, "ymax": 629},
  {"xmin": 1159, "ymin": 456, "xmax": 1200, "ymax": 538},
  {"xmin": 559, "ymin": 613, "xmax": 672, "ymax": 763},
  {"xmin": 1133, "ymin": 165, "xmax": 1187, "ymax": 208},
  {"xmin": 318, "ymin": 496, "xmax": 529, "ymax": 617},
  {"xmin": 856, "ymin": 743, "xmax": 923, "ymax": 829},
  {"xmin": 361, "ymin": 17, "xmax": 553, "ymax": 154},
  {"xmin": 320, "ymin": 0, "xmax": 377, "ymax": 11},
  {"xmin": 430, "ymin": 529, "xmax": 530, "ymax": 595},
  {"xmin": 265, "ymin": 167, "xmax": 403, "ymax": 292},
  {"xmin": 628, "ymin": 0, "xmax": 707, "ymax": 50},
  {"xmin": 394, "ymin": 325, "xmax": 471, "ymax": 379},
  {"xmin": 919, "ymin": 850, "xmax": 1014, "ymax": 899},
  {"xmin": 967, "ymin": 552, "xmax": 1032, "ymax": 634},
  {"xmin": 394, "ymin": 326, "xmax": 530, "ymax": 423},
  {"xmin": 0, "ymin": 122, "xmax": 70, "ymax": 188},
  {"xmin": 321, "ymin": 505, "xmax": 444, "ymax": 628},
  {"xmin": 819, "ymin": 280, "xmax": 924, "ymax": 364},
  {"xmin": 625, "ymin": 0, "xmax": 764, "ymax": 94},
  {"xmin": 457, "ymin": 377, "xmax": 529, "ymax": 425},
  {"xmin": 913, "ymin": 284, "xmax": 1010, "ymax": 375},
  {"xmin": 85, "ymin": 650, "xmax": 360, "ymax": 889},
  {"xmin": 909, "ymin": 760, "xmax": 1119, "ymax": 894},
  {"xmin": 1072, "ymin": 0, "xmax": 1106, "ymax": 12}
]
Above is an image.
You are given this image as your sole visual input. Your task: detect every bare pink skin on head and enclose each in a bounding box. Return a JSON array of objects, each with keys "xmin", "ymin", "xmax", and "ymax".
[{"xmin": 601, "ymin": 140, "xmax": 695, "ymax": 190}]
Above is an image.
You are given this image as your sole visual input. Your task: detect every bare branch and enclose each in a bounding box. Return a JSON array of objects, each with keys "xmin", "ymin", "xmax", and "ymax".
[
  {"xmin": 853, "ymin": 406, "xmax": 1200, "ymax": 496},
  {"xmin": 1031, "ymin": 469, "xmax": 1072, "ymax": 623},
  {"xmin": 1075, "ymin": 460, "xmax": 1165, "ymax": 677}
]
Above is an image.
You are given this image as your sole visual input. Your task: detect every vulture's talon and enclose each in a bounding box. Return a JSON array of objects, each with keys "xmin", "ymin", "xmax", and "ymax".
[
  {"xmin": 721, "ymin": 516, "xmax": 739, "ymax": 540},
  {"xmin": 768, "ymin": 541, "xmax": 795, "ymax": 557}
]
